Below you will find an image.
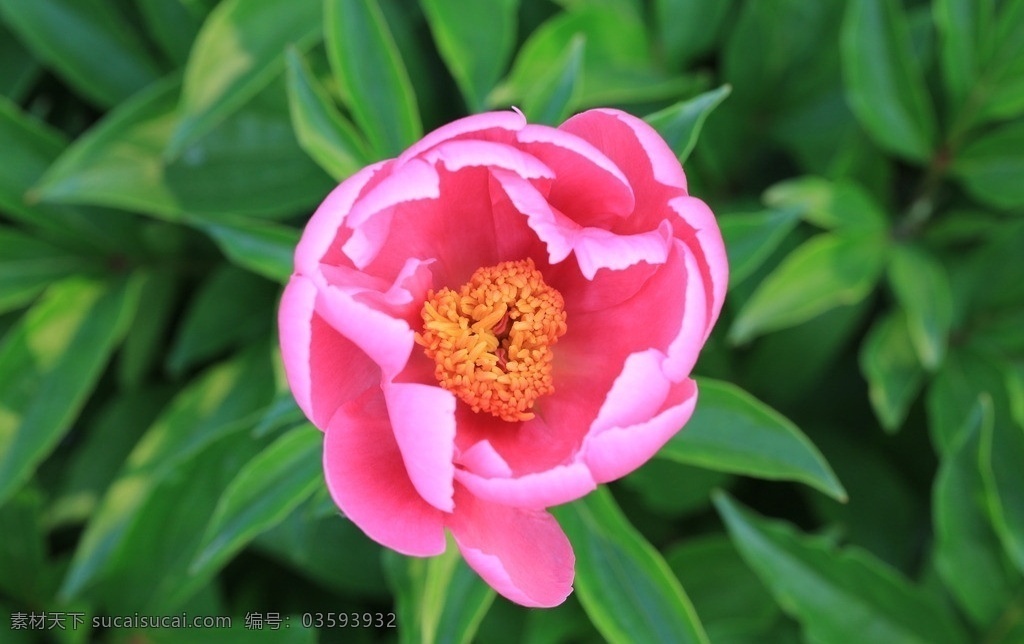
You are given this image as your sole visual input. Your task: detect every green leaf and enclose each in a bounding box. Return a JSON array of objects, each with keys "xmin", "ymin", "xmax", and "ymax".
[
  {"xmin": 841, "ymin": 0, "xmax": 937, "ymax": 161},
  {"xmin": 859, "ymin": 311, "xmax": 925, "ymax": 432},
  {"xmin": 622, "ymin": 459, "xmax": 731, "ymax": 519},
  {"xmin": 979, "ymin": 377, "xmax": 1024, "ymax": 575},
  {"xmin": 521, "ymin": 35, "xmax": 585, "ymax": 126},
  {"xmin": 197, "ymin": 217, "xmax": 299, "ymax": 283},
  {"xmin": 0, "ymin": 22, "xmax": 40, "ymax": 101},
  {"xmin": 714, "ymin": 492, "xmax": 971, "ymax": 644},
  {"xmin": 654, "ymin": 0, "xmax": 734, "ymax": 70},
  {"xmin": 933, "ymin": 0, "xmax": 991, "ymax": 109},
  {"xmin": 763, "ymin": 176, "xmax": 888, "ymax": 231},
  {"xmin": 887, "ymin": 245, "xmax": 953, "ymax": 371},
  {"xmin": 33, "ymin": 77, "xmax": 333, "ymax": 220},
  {"xmin": 0, "ymin": 275, "xmax": 141, "ymax": 505},
  {"xmin": 136, "ymin": 0, "xmax": 206, "ymax": 67},
  {"xmin": 117, "ymin": 268, "xmax": 180, "ymax": 388},
  {"xmin": 0, "ymin": 0, "xmax": 162, "ymax": 107},
  {"xmin": 665, "ymin": 535, "xmax": 781, "ymax": 642},
  {"xmin": 421, "ymin": 0, "xmax": 518, "ymax": 112},
  {"xmin": 952, "ymin": 120, "xmax": 1024, "ymax": 210},
  {"xmin": 553, "ymin": 487, "xmax": 709, "ymax": 644},
  {"xmin": 385, "ymin": 536, "xmax": 496, "ymax": 644},
  {"xmin": 730, "ymin": 231, "xmax": 888, "ymax": 344},
  {"xmin": 167, "ymin": 0, "xmax": 322, "ymax": 157},
  {"xmin": 0, "ymin": 489, "xmax": 49, "ymax": 604},
  {"xmin": 166, "ymin": 265, "xmax": 277, "ymax": 376},
  {"xmin": 718, "ymin": 208, "xmax": 800, "ymax": 289},
  {"xmin": 191, "ymin": 425, "xmax": 322, "ymax": 577},
  {"xmin": 325, "ymin": 0, "xmax": 421, "ymax": 158},
  {"xmin": 662, "ymin": 378, "xmax": 846, "ymax": 501},
  {"xmin": 0, "ymin": 226, "xmax": 95, "ymax": 314},
  {"xmin": 934, "ymin": 396, "xmax": 1020, "ymax": 626},
  {"xmin": 644, "ymin": 85, "xmax": 732, "ymax": 165},
  {"xmin": 927, "ymin": 347, "xmax": 1013, "ymax": 455},
  {"xmin": 59, "ymin": 346, "xmax": 275, "ymax": 602},
  {"xmin": 285, "ymin": 48, "xmax": 371, "ymax": 181}
]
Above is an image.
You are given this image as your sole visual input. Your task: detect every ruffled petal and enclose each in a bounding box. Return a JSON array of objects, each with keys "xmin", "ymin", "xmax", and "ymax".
[
  {"xmin": 324, "ymin": 388, "xmax": 447, "ymax": 556},
  {"xmin": 449, "ymin": 485, "xmax": 574, "ymax": 607},
  {"xmin": 397, "ymin": 110, "xmax": 526, "ymax": 166},
  {"xmin": 420, "ymin": 139, "xmax": 554, "ymax": 180},
  {"xmin": 669, "ymin": 195, "xmax": 728, "ymax": 336},
  {"xmin": 385, "ymin": 382, "xmax": 457, "ymax": 512},
  {"xmin": 279, "ymin": 275, "xmax": 379, "ymax": 429},
  {"xmin": 455, "ymin": 461, "xmax": 596, "ymax": 509}
]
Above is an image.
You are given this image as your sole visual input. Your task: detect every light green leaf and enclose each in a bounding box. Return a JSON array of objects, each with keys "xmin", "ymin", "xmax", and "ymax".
[
  {"xmin": 0, "ymin": 226, "xmax": 95, "ymax": 314},
  {"xmin": 0, "ymin": 0, "xmax": 162, "ymax": 107},
  {"xmin": 385, "ymin": 536, "xmax": 496, "ymax": 644},
  {"xmin": 644, "ymin": 85, "xmax": 732, "ymax": 164},
  {"xmin": 952, "ymin": 120, "xmax": 1024, "ymax": 210},
  {"xmin": 197, "ymin": 216, "xmax": 299, "ymax": 283},
  {"xmin": 191, "ymin": 425, "xmax": 322, "ymax": 577},
  {"xmin": 59, "ymin": 346, "xmax": 275, "ymax": 602},
  {"xmin": 553, "ymin": 487, "xmax": 709, "ymax": 644},
  {"xmin": 718, "ymin": 208, "xmax": 800, "ymax": 288},
  {"xmin": 285, "ymin": 48, "xmax": 371, "ymax": 181},
  {"xmin": 934, "ymin": 396, "xmax": 1020, "ymax": 626},
  {"xmin": 0, "ymin": 275, "xmax": 141, "ymax": 505},
  {"xmin": 33, "ymin": 77, "xmax": 333, "ymax": 220},
  {"xmin": 714, "ymin": 492, "xmax": 970, "ymax": 644},
  {"xmin": 859, "ymin": 311, "xmax": 925, "ymax": 433},
  {"xmin": 421, "ymin": 0, "xmax": 518, "ymax": 112},
  {"xmin": 166, "ymin": 265, "xmax": 277, "ymax": 376},
  {"xmin": 730, "ymin": 231, "xmax": 888, "ymax": 344},
  {"xmin": 662, "ymin": 378, "xmax": 846, "ymax": 501},
  {"xmin": 325, "ymin": 0, "xmax": 421, "ymax": 158},
  {"xmin": 521, "ymin": 35, "xmax": 585, "ymax": 126},
  {"xmin": 763, "ymin": 176, "xmax": 888, "ymax": 231},
  {"xmin": 887, "ymin": 244, "xmax": 953, "ymax": 370},
  {"xmin": 167, "ymin": 0, "xmax": 322, "ymax": 156},
  {"xmin": 841, "ymin": 0, "xmax": 937, "ymax": 161}
]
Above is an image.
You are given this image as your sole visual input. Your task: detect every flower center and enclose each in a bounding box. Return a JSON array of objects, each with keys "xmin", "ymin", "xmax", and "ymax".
[{"xmin": 415, "ymin": 258, "xmax": 567, "ymax": 422}]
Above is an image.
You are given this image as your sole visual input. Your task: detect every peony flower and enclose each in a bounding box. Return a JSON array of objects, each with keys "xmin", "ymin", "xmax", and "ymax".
[{"xmin": 279, "ymin": 108, "xmax": 727, "ymax": 607}]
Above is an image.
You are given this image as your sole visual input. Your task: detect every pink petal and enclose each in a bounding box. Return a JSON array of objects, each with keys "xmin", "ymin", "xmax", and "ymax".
[
  {"xmin": 455, "ymin": 461, "xmax": 596, "ymax": 509},
  {"xmin": 458, "ymin": 440, "xmax": 513, "ymax": 477},
  {"xmin": 397, "ymin": 110, "xmax": 526, "ymax": 166},
  {"xmin": 279, "ymin": 275, "xmax": 379, "ymax": 429},
  {"xmin": 295, "ymin": 161, "xmax": 389, "ymax": 275},
  {"xmin": 669, "ymin": 195, "xmax": 728, "ymax": 337},
  {"xmin": 583, "ymin": 378, "xmax": 698, "ymax": 482},
  {"xmin": 324, "ymin": 388, "xmax": 447, "ymax": 556},
  {"xmin": 385, "ymin": 382, "xmax": 457, "ymax": 512},
  {"xmin": 516, "ymin": 123, "xmax": 634, "ymax": 226},
  {"xmin": 449, "ymin": 485, "xmax": 574, "ymax": 607},
  {"xmin": 420, "ymin": 139, "xmax": 554, "ymax": 180}
]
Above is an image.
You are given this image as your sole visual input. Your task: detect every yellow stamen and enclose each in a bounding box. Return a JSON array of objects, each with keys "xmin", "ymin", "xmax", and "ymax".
[{"xmin": 415, "ymin": 258, "xmax": 567, "ymax": 422}]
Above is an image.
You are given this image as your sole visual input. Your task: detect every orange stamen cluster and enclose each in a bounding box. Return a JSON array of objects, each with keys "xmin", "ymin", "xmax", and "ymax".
[{"xmin": 415, "ymin": 258, "xmax": 568, "ymax": 422}]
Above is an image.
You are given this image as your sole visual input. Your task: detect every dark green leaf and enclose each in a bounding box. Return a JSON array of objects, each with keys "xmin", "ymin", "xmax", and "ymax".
[
  {"xmin": 0, "ymin": 0, "xmax": 162, "ymax": 107},
  {"xmin": 385, "ymin": 536, "xmax": 496, "ymax": 644},
  {"xmin": 730, "ymin": 231, "xmax": 888, "ymax": 343},
  {"xmin": 718, "ymin": 208, "xmax": 800, "ymax": 288},
  {"xmin": 952, "ymin": 120, "xmax": 1024, "ymax": 210},
  {"xmin": 654, "ymin": 0, "xmax": 734, "ymax": 70},
  {"xmin": 0, "ymin": 21, "xmax": 40, "ymax": 101},
  {"xmin": 927, "ymin": 347, "xmax": 1014, "ymax": 455},
  {"xmin": 167, "ymin": 0, "xmax": 322, "ymax": 156},
  {"xmin": 622, "ymin": 459, "xmax": 731, "ymax": 518},
  {"xmin": 117, "ymin": 268, "xmax": 180, "ymax": 388},
  {"xmin": 285, "ymin": 48, "xmax": 371, "ymax": 181},
  {"xmin": 663, "ymin": 378, "xmax": 846, "ymax": 501},
  {"xmin": 859, "ymin": 311, "xmax": 925, "ymax": 432},
  {"xmin": 763, "ymin": 176, "xmax": 888, "ymax": 231},
  {"xmin": 979, "ymin": 375, "xmax": 1024, "ymax": 575},
  {"xmin": 59, "ymin": 346, "xmax": 274, "ymax": 602},
  {"xmin": 0, "ymin": 226, "xmax": 95, "ymax": 314},
  {"xmin": 887, "ymin": 245, "xmax": 954, "ymax": 371},
  {"xmin": 644, "ymin": 85, "xmax": 732, "ymax": 164},
  {"xmin": 325, "ymin": 0, "xmax": 421, "ymax": 158},
  {"xmin": 553, "ymin": 488, "xmax": 709, "ymax": 644},
  {"xmin": 841, "ymin": 0, "xmax": 937, "ymax": 161},
  {"xmin": 421, "ymin": 0, "xmax": 519, "ymax": 112},
  {"xmin": 191, "ymin": 425, "xmax": 322, "ymax": 577},
  {"xmin": 197, "ymin": 217, "xmax": 299, "ymax": 283},
  {"xmin": 715, "ymin": 492, "xmax": 970, "ymax": 644},
  {"xmin": 136, "ymin": 0, "xmax": 206, "ymax": 67},
  {"xmin": 33, "ymin": 77, "xmax": 333, "ymax": 220},
  {"xmin": 0, "ymin": 489, "xmax": 49, "ymax": 604},
  {"xmin": 521, "ymin": 35, "xmax": 585, "ymax": 126},
  {"xmin": 0, "ymin": 275, "xmax": 141, "ymax": 505}
]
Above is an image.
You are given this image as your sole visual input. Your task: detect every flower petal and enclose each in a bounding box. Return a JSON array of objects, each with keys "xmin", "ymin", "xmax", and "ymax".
[
  {"xmin": 324, "ymin": 388, "xmax": 447, "ymax": 556},
  {"xmin": 421, "ymin": 139, "xmax": 554, "ymax": 180},
  {"xmin": 670, "ymin": 195, "xmax": 728, "ymax": 337},
  {"xmin": 449, "ymin": 485, "xmax": 574, "ymax": 607},
  {"xmin": 397, "ymin": 110, "xmax": 526, "ymax": 166},
  {"xmin": 279, "ymin": 275, "xmax": 379, "ymax": 429},
  {"xmin": 455, "ymin": 461, "xmax": 596, "ymax": 509},
  {"xmin": 385, "ymin": 382, "xmax": 457, "ymax": 512}
]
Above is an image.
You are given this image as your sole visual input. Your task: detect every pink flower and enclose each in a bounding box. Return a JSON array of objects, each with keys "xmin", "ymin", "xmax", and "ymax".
[{"xmin": 279, "ymin": 108, "xmax": 727, "ymax": 607}]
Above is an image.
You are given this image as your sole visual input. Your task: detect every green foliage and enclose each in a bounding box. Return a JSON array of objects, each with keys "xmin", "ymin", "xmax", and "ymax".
[{"xmin": 2, "ymin": 0, "xmax": 1023, "ymax": 641}]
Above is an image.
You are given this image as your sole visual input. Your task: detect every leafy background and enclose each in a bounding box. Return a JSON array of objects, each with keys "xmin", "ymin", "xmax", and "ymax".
[{"xmin": 1, "ymin": 0, "xmax": 1022, "ymax": 642}]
